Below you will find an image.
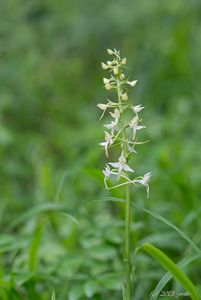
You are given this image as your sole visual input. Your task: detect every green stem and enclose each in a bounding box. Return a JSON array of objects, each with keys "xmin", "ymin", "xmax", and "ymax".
[
  {"xmin": 125, "ymin": 184, "xmax": 131, "ymax": 300},
  {"xmin": 117, "ymin": 79, "xmax": 132, "ymax": 300}
]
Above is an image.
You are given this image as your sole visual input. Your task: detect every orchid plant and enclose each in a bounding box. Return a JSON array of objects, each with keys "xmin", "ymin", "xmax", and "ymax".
[{"xmin": 98, "ymin": 49, "xmax": 151, "ymax": 300}]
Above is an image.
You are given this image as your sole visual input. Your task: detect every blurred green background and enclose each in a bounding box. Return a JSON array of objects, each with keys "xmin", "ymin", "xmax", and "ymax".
[{"xmin": 0, "ymin": 0, "xmax": 201, "ymax": 299}]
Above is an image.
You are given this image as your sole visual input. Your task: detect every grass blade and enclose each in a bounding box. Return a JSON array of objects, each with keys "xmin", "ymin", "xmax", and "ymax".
[
  {"xmin": 28, "ymin": 222, "xmax": 44, "ymax": 273},
  {"xmin": 133, "ymin": 202, "xmax": 201, "ymax": 256},
  {"xmin": 141, "ymin": 243, "xmax": 200, "ymax": 300},
  {"xmin": 51, "ymin": 291, "xmax": 56, "ymax": 300},
  {"xmin": 151, "ymin": 254, "xmax": 200, "ymax": 300}
]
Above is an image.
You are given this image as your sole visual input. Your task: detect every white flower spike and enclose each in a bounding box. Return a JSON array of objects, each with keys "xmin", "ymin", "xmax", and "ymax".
[
  {"xmin": 98, "ymin": 49, "xmax": 151, "ymax": 197},
  {"xmin": 98, "ymin": 49, "xmax": 152, "ymax": 300}
]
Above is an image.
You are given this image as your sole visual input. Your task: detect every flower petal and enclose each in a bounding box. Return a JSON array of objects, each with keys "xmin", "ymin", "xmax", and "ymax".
[
  {"xmin": 123, "ymin": 164, "xmax": 134, "ymax": 172},
  {"xmin": 108, "ymin": 162, "xmax": 120, "ymax": 168}
]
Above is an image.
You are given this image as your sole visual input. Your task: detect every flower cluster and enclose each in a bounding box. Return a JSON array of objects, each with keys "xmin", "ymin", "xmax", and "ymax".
[{"xmin": 98, "ymin": 49, "xmax": 151, "ymax": 197}]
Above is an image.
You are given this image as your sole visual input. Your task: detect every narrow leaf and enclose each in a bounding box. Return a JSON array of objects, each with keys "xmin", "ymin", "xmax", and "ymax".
[
  {"xmin": 141, "ymin": 243, "xmax": 199, "ymax": 300},
  {"xmin": 151, "ymin": 254, "xmax": 200, "ymax": 300},
  {"xmin": 28, "ymin": 222, "xmax": 43, "ymax": 273},
  {"xmin": 51, "ymin": 290, "xmax": 56, "ymax": 300}
]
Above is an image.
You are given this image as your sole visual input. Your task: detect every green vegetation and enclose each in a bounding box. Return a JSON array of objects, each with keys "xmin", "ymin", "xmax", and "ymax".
[{"xmin": 0, "ymin": 1, "xmax": 201, "ymax": 299}]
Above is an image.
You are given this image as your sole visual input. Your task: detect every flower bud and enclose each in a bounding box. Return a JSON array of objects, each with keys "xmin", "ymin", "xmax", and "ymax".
[
  {"xmin": 107, "ymin": 49, "xmax": 113, "ymax": 55},
  {"xmin": 120, "ymin": 74, "xmax": 125, "ymax": 80},
  {"xmin": 122, "ymin": 93, "xmax": 128, "ymax": 101},
  {"xmin": 105, "ymin": 83, "xmax": 112, "ymax": 90},
  {"xmin": 121, "ymin": 57, "xmax": 127, "ymax": 65},
  {"xmin": 101, "ymin": 62, "xmax": 108, "ymax": 70},
  {"xmin": 103, "ymin": 78, "xmax": 110, "ymax": 84}
]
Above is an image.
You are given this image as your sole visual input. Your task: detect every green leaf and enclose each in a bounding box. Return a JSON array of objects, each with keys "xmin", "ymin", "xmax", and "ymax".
[
  {"xmin": 51, "ymin": 290, "xmax": 56, "ymax": 300},
  {"xmin": 28, "ymin": 221, "xmax": 43, "ymax": 273},
  {"xmin": 141, "ymin": 243, "xmax": 200, "ymax": 300},
  {"xmin": 133, "ymin": 203, "xmax": 201, "ymax": 256},
  {"xmin": 69, "ymin": 284, "xmax": 84, "ymax": 300},
  {"xmin": 151, "ymin": 254, "xmax": 200, "ymax": 300},
  {"xmin": 84, "ymin": 281, "xmax": 100, "ymax": 298},
  {"xmin": 88, "ymin": 245, "xmax": 116, "ymax": 261},
  {"xmin": 97, "ymin": 273, "xmax": 122, "ymax": 290}
]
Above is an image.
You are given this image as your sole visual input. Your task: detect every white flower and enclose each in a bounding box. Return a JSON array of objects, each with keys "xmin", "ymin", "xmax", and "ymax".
[
  {"xmin": 97, "ymin": 103, "xmax": 107, "ymax": 110},
  {"xmin": 107, "ymin": 61, "xmax": 112, "ymax": 66},
  {"xmin": 104, "ymin": 120, "xmax": 118, "ymax": 134},
  {"xmin": 104, "ymin": 109, "xmax": 120, "ymax": 134},
  {"xmin": 110, "ymin": 108, "xmax": 120, "ymax": 123},
  {"xmin": 122, "ymin": 93, "xmax": 128, "ymax": 101},
  {"xmin": 129, "ymin": 116, "xmax": 146, "ymax": 137},
  {"xmin": 97, "ymin": 103, "xmax": 109, "ymax": 119},
  {"xmin": 113, "ymin": 66, "xmax": 118, "ymax": 75},
  {"xmin": 120, "ymin": 74, "xmax": 125, "ymax": 80},
  {"xmin": 107, "ymin": 49, "xmax": 113, "ymax": 55},
  {"xmin": 103, "ymin": 164, "xmax": 119, "ymax": 189},
  {"xmin": 133, "ymin": 172, "xmax": 152, "ymax": 197},
  {"xmin": 103, "ymin": 164, "xmax": 115, "ymax": 179},
  {"xmin": 105, "ymin": 83, "xmax": 112, "ymax": 90},
  {"xmin": 131, "ymin": 104, "xmax": 144, "ymax": 114},
  {"xmin": 103, "ymin": 78, "xmax": 110, "ymax": 84},
  {"xmin": 99, "ymin": 131, "xmax": 113, "ymax": 157},
  {"xmin": 101, "ymin": 62, "xmax": 108, "ymax": 69},
  {"xmin": 103, "ymin": 164, "xmax": 111, "ymax": 179},
  {"xmin": 109, "ymin": 152, "xmax": 134, "ymax": 178},
  {"xmin": 127, "ymin": 80, "xmax": 137, "ymax": 87}
]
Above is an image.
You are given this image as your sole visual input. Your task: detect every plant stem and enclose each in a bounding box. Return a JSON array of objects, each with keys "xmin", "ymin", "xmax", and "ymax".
[
  {"xmin": 125, "ymin": 184, "xmax": 131, "ymax": 300},
  {"xmin": 117, "ymin": 79, "xmax": 132, "ymax": 300}
]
